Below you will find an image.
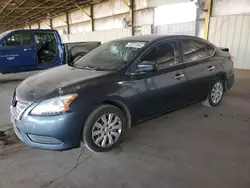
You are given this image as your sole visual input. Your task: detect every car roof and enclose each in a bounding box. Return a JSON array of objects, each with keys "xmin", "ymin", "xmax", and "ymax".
[
  {"xmin": 113, "ymin": 34, "xmax": 205, "ymax": 43},
  {"xmin": 8, "ymin": 29, "xmax": 57, "ymax": 32}
]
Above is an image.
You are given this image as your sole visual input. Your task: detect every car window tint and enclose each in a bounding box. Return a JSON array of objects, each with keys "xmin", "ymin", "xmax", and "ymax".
[
  {"xmin": 142, "ymin": 42, "xmax": 178, "ymax": 69},
  {"xmin": 182, "ymin": 39, "xmax": 210, "ymax": 62},
  {"xmin": 22, "ymin": 32, "xmax": 33, "ymax": 45},
  {"xmin": 206, "ymin": 44, "xmax": 214, "ymax": 56},
  {"xmin": 5, "ymin": 33, "xmax": 22, "ymax": 46}
]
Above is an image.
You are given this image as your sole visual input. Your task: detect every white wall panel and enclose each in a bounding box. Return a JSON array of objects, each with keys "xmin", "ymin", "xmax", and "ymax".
[
  {"xmin": 209, "ymin": 14, "xmax": 250, "ymax": 69},
  {"xmin": 68, "ymin": 28, "xmax": 132, "ymax": 43},
  {"xmin": 70, "ymin": 21, "xmax": 91, "ymax": 33},
  {"xmin": 31, "ymin": 23, "xmax": 39, "ymax": 29},
  {"xmin": 60, "ymin": 35, "xmax": 69, "ymax": 43},
  {"xmin": 93, "ymin": 0, "xmax": 129, "ymax": 19},
  {"xmin": 213, "ymin": 0, "xmax": 250, "ymax": 16},
  {"xmin": 154, "ymin": 21, "xmax": 196, "ymax": 36},
  {"xmin": 196, "ymin": 19, "xmax": 205, "ymax": 38},
  {"xmin": 54, "ymin": 26, "xmax": 67, "ymax": 35},
  {"xmin": 135, "ymin": 25, "xmax": 152, "ymax": 35},
  {"xmin": 135, "ymin": 9, "xmax": 154, "ymax": 26},
  {"xmin": 147, "ymin": 0, "xmax": 189, "ymax": 7},
  {"xmin": 135, "ymin": 0, "xmax": 148, "ymax": 10},
  {"xmin": 40, "ymin": 20, "xmax": 51, "ymax": 29},
  {"xmin": 53, "ymin": 14, "xmax": 67, "ymax": 27},
  {"xmin": 69, "ymin": 8, "xmax": 90, "ymax": 24},
  {"xmin": 95, "ymin": 14, "xmax": 128, "ymax": 31}
]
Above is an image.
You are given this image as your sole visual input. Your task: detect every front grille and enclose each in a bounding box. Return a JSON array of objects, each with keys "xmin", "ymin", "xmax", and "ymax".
[{"xmin": 11, "ymin": 100, "xmax": 30, "ymax": 120}]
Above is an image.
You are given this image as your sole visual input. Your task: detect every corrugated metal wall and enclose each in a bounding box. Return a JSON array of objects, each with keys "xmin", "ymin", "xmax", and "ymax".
[
  {"xmin": 63, "ymin": 28, "xmax": 132, "ymax": 43},
  {"xmin": 209, "ymin": 14, "xmax": 250, "ymax": 70},
  {"xmin": 153, "ymin": 21, "xmax": 196, "ymax": 36}
]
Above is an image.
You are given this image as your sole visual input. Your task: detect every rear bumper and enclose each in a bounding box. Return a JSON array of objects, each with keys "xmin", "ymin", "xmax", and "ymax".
[
  {"xmin": 226, "ymin": 71, "xmax": 235, "ymax": 91},
  {"xmin": 11, "ymin": 104, "xmax": 85, "ymax": 151}
]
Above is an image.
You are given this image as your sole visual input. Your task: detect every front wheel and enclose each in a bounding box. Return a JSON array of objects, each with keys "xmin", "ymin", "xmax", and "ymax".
[
  {"xmin": 83, "ymin": 104, "xmax": 126, "ymax": 152},
  {"xmin": 202, "ymin": 79, "xmax": 224, "ymax": 107}
]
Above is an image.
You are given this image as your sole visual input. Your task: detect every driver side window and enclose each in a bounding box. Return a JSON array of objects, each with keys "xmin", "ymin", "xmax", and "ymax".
[
  {"xmin": 5, "ymin": 33, "xmax": 22, "ymax": 46},
  {"xmin": 142, "ymin": 41, "xmax": 179, "ymax": 70}
]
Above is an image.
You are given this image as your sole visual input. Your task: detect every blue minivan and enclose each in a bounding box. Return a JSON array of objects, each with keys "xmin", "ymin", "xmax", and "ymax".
[{"xmin": 0, "ymin": 29, "xmax": 100, "ymax": 74}]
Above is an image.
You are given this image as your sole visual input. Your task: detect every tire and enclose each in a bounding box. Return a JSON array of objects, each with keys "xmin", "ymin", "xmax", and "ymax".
[
  {"xmin": 83, "ymin": 104, "xmax": 126, "ymax": 152},
  {"xmin": 202, "ymin": 79, "xmax": 224, "ymax": 107}
]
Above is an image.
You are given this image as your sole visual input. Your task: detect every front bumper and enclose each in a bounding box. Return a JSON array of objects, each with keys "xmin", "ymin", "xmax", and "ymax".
[{"xmin": 11, "ymin": 103, "xmax": 84, "ymax": 151}]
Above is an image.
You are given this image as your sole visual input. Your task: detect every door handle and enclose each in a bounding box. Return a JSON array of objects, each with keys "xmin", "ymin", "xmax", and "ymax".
[
  {"xmin": 174, "ymin": 73, "xmax": 185, "ymax": 80},
  {"xmin": 207, "ymin": 66, "xmax": 215, "ymax": 71},
  {"xmin": 24, "ymin": 48, "xmax": 32, "ymax": 51}
]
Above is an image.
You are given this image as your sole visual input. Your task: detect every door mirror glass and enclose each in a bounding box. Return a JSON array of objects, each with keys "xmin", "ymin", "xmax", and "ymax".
[{"xmin": 136, "ymin": 61, "xmax": 157, "ymax": 73}]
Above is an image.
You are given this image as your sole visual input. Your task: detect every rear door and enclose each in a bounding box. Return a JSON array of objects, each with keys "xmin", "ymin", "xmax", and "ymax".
[
  {"xmin": 180, "ymin": 38, "xmax": 219, "ymax": 101},
  {"xmin": 0, "ymin": 31, "xmax": 36, "ymax": 73}
]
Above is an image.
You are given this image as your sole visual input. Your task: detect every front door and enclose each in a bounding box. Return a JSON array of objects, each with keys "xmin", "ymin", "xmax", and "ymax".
[
  {"xmin": 128, "ymin": 40, "xmax": 188, "ymax": 120},
  {"xmin": 0, "ymin": 31, "xmax": 36, "ymax": 74}
]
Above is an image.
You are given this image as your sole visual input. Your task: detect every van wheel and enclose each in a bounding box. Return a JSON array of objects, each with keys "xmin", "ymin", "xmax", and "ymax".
[
  {"xmin": 202, "ymin": 79, "xmax": 224, "ymax": 107},
  {"xmin": 83, "ymin": 104, "xmax": 126, "ymax": 152}
]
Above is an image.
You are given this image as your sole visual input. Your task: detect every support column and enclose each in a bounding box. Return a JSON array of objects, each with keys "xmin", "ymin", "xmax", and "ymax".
[
  {"xmin": 90, "ymin": 4, "xmax": 94, "ymax": 32},
  {"xmin": 130, "ymin": 0, "xmax": 134, "ymax": 35},
  {"xmin": 66, "ymin": 12, "xmax": 70, "ymax": 34},
  {"xmin": 122, "ymin": 0, "xmax": 135, "ymax": 35},
  {"xmin": 204, "ymin": 0, "xmax": 212, "ymax": 40},
  {"xmin": 50, "ymin": 19, "xmax": 53, "ymax": 29}
]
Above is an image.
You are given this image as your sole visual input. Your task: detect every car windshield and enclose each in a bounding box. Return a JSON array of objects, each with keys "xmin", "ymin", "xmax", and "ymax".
[{"xmin": 73, "ymin": 40, "xmax": 148, "ymax": 71}]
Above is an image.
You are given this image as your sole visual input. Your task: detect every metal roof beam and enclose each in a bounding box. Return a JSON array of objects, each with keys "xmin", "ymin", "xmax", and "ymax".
[
  {"xmin": 4, "ymin": 0, "xmax": 69, "ymax": 28},
  {"xmin": 0, "ymin": 0, "xmax": 29, "ymax": 21},
  {"xmin": 0, "ymin": 0, "xmax": 13, "ymax": 14},
  {"xmin": 3, "ymin": 6, "xmax": 77, "ymax": 10},
  {"xmin": 5, "ymin": 1, "xmax": 72, "ymax": 29}
]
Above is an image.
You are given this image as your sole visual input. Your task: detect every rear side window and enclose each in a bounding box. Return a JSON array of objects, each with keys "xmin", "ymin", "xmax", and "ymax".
[
  {"xmin": 182, "ymin": 39, "xmax": 214, "ymax": 62},
  {"xmin": 22, "ymin": 33, "xmax": 33, "ymax": 45},
  {"xmin": 142, "ymin": 41, "xmax": 179, "ymax": 69}
]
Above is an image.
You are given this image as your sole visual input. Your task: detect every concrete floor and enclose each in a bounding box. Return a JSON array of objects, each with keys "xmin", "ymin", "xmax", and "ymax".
[{"xmin": 0, "ymin": 70, "xmax": 250, "ymax": 188}]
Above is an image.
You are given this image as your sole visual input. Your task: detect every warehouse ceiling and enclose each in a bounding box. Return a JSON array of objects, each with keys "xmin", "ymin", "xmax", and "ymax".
[{"xmin": 0, "ymin": 0, "xmax": 100, "ymax": 31}]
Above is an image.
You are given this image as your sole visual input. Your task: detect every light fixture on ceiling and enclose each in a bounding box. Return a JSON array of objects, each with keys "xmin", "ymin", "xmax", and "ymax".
[{"xmin": 9, "ymin": 0, "xmax": 17, "ymax": 6}]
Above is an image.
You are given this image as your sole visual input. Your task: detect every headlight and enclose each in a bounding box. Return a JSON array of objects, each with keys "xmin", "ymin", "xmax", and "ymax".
[{"xmin": 30, "ymin": 94, "xmax": 77, "ymax": 115}]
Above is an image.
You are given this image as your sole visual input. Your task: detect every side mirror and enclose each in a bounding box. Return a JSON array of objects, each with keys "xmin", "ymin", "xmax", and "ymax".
[{"xmin": 136, "ymin": 61, "xmax": 157, "ymax": 73}]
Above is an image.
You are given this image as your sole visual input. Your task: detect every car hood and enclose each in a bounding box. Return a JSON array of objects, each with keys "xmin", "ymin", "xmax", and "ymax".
[{"xmin": 16, "ymin": 65, "xmax": 110, "ymax": 101}]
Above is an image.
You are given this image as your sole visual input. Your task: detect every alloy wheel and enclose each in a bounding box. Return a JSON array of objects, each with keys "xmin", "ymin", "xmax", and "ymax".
[
  {"xmin": 92, "ymin": 113, "xmax": 122, "ymax": 148},
  {"xmin": 211, "ymin": 82, "xmax": 223, "ymax": 104}
]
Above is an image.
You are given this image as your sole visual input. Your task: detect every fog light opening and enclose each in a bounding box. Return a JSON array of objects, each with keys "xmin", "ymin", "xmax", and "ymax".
[{"xmin": 28, "ymin": 134, "xmax": 63, "ymax": 145}]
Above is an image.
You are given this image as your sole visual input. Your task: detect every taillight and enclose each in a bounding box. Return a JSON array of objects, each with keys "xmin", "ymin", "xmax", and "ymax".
[{"xmin": 229, "ymin": 55, "xmax": 234, "ymax": 66}]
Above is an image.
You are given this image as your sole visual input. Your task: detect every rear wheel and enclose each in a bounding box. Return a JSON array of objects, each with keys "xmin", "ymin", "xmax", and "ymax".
[
  {"xmin": 202, "ymin": 79, "xmax": 224, "ymax": 107},
  {"xmin": 83, "ymin": 104, "xmax": 126, "ymax": 152}
]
